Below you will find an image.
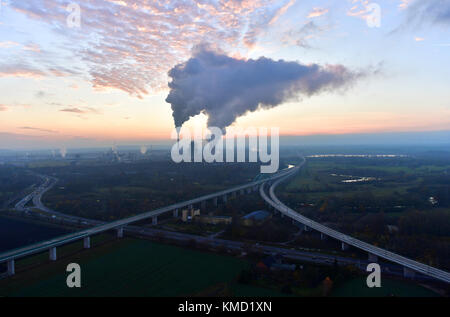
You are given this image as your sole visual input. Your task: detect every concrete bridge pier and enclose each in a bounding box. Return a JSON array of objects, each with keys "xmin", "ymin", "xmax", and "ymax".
[
  {"xmin": 320, "ymin": 233, "xmax": 327, "ymax": 240},
  {"xmin": 83, "ymin": 236, "xmax": 91, "ymax": 249},
  {"xmin": 117, "ymin": 227, "xmax": 124, "ymax": 238},
  {"xmin": 152, "ymin": 216, "xmax": 158, "ymax": 225},
  {"xmin": 7, "ymin": 259, "xmax": 15, "ymax": 276},
  {"xmin": 188, "ymin": 204, "xmax": 193, "ymax": 210},
  {"xmin": 240, "ymin": 189, "xmax": 245, "ymax": 195},
  {"xmin": 173, "ymin": 209, "xmax": 179, "ymax": 218},
  {"xmin": 232, "ymin": 191, "xmax": 237, "ymax": 198},
  {"xmin": 341, "ymin": 242, "xmax": 349, "ymax": 251},
  {"xmin": 403, "ymin": 267, "xmax": 416, "ymax": 279},
  {"xmin": 213, "ymin": 197, "xmax": 218, "ymax": 206},
  {"xmin": 368, "ymin": 253, "xmax": 378, "ymax": 262},
  {"xmin": 304, "ymin": 225, "xmax": 309, "ymax": 232},
  {"xmin": 49, "ymin": 247, "xmax": 57, "ymax": 261},
  {"xmin": 222, "ymin": 194, "xmax": 227, "ymax": 203}
]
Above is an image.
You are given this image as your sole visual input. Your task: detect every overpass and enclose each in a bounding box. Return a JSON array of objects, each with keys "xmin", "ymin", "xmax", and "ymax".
[
  {"xmin": 2, "ymin": 159, "xmax": 449, "ymax": 284},
  {"xmin": 0, "ymin": 164, "xmax": 296, "ymax": 276},
  {"xmin": 259, "ymin": 160, "xmax": 450, "ymax": 284}
]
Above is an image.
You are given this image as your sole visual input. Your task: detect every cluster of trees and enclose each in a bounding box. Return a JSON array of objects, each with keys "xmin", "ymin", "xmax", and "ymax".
[
  {"xmin": 225, "ymin": 219, "xmax": 296, "ymax": 242},
  {"xmin": 398, "ymin": 209, "xmax": 450, "ymax": 236},
  {"xmin": 40, "ymin": 161, "xmax": 261, "ymax": 221},
  {"xmin": 215, "ymin": 197, "xmax": 298, "ymax": 242},
  {"xmin": 298, "ymin": 204, "xmax": 450, "ymax": 270},
  {"xmin": 0, "ymin": 166, "xmax": 37, "ymax": 207},
  {"xmin": 280, "ymin": 156, "xmax": 450, "ymax": 270},
  {"xmin": 238, "ymin": 261, "xmax": 359, "ymax": 296}
]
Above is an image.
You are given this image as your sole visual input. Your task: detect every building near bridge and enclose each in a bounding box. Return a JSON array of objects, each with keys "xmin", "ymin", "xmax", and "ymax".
[
  {"xmin": 256, "ymin": 254, "xmax": 296, "ymax": 272},
  {"xmin": 195, "ymin": 215, "xmax": 232, "ymax": 225},
  {"xmin": 181, "ymin": 208, "xmax": 200, "ymax": 222},
  {"xmin": 241, "ymin": 210, "xmax": 271, "ymax": 226}
]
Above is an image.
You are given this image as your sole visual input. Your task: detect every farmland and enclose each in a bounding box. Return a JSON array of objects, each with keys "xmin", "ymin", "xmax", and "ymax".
[
  {"xmin": 278, "ymin": 155, "xmax": 450, "ymax": 270},
  {"xmin": 0, "ymin": 237, "xmax": 276, "ymax": 297}
]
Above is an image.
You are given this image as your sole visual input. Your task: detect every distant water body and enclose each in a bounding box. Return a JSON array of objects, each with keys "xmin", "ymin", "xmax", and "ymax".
[{"xmin": 0, "ymin": 216, "xmax": 69, "ymax": 253}]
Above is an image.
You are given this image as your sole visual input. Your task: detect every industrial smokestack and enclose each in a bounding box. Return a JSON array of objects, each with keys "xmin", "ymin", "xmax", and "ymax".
[
  {"xmin": 111, "ymin": 144, "xmax": 118, "ymax": 154},
  {"xmin": 60, "ymin": 146, "xmax": 67, "ymax": 158}
]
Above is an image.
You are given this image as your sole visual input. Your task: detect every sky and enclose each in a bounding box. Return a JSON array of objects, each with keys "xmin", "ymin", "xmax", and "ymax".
[{"xmin": 0, "ymin": 0, "xmax": 449, "ymax": 149}]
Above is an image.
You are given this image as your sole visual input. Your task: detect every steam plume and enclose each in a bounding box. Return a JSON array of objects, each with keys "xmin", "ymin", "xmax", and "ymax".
[{"xmin": 166, "ymin": 46, "xmax": 365, "ymax": 130}]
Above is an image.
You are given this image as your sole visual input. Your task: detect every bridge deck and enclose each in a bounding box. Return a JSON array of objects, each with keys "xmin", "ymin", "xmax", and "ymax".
[
  {"xmin": 0, "ymin": 166, "xmax": 293, "ymax": 263},
  {"xmin": 259, "ymin": 162, "xmax": 450, "ymax": 284}
]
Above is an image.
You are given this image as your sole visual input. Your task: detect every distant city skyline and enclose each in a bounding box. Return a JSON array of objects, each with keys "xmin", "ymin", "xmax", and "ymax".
[
  {"xmin": 0, "ymin": 0, "xmax": 449, "ymax": 148},
  {"xmin": 0, "ymin": 130, "xmax": 449, "ymax": 150}
]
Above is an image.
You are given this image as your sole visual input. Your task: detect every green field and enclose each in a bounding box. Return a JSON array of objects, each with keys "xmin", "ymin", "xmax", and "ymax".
[
  {"xmin": 0, "ymin": 238, "xmax": 284, "ymax": 297},
  {"xmin": 0, "ymin": 236, "xmax": 441, "ymax": 297},
  {"xmin": 283, "ymin": 160, "xmax": 424, "ymax": 202}
]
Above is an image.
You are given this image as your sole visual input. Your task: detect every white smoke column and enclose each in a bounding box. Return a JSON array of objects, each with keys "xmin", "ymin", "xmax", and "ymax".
[
  {"xmin": 140, "ymin": 146, "xmax": 148, "ymax": 155},
  {"xmin": 60, "ymin": 146, "xmax": 67, "ymax": 158},
  {"xmin": 166, "ymin": 45, "xmax": 367, "ymax": 130}
]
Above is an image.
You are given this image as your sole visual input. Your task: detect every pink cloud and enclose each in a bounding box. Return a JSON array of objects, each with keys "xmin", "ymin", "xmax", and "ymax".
[
  {"xmin": 22, "ymin": 43, "xmax": 41, "ymax": 52},
  {"xmin": 10, "ymin": 0, "xmax": 287, "ymax": 97},
  {"xmin": 0, "ymin": 62, "xmax": 75, "ymax": 79},
  {"xmin": 307, "ymin": 7, "xmax": 328, "ymax": 18},
  {"xmin": 399, "ymin": 0, "xmax": 412, "ymax": 9},
  {"xmin": 60, "ymin": 107, "xmax": 99, "ymax": 115},
  {"xmin": 0, "ymin": 64, "xmax": 45, "ymax": 79},
  {"xmin": 347, "ymin": 0, "xmax": 371, "ymax": 19},
  {"xmin": 269, "ymin": 0, "xmax": 296, "ymax": 25},
  {"xmin": 0, "ymin": 41, "xmax": 20, "ymax": 48}
]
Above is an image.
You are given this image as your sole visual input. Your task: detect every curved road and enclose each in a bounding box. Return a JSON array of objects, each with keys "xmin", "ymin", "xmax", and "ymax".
[
  {"xmin": 3, "ymin": 160, "xmax": 449, "ymax": 284},
  {"xmin": 0, "ymin": 165, "xmax": 299, "ymax": 265},
  {"xmin": 259, "ymin": 159, "xmax": 450, "ymax": 284}
]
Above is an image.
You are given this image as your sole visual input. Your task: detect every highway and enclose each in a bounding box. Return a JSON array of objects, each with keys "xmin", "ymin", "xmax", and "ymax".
[
  {"xmin": 14, "ymin": 174, "xmax": 56, "ymax": 213},
  {"xmin": 6, "ymin": 188, "xmax": 378, "ymax": 270},
  {"xmin": 259, "ymin": 159, "xmax": 450, "ymax": 284},
  {"xmin": 0, "ymin": 165, "xmax": 296, "ymax": 265},
  {"xmin": 3, "ymin": 181, "xmax": 412, "ymax": 279},
  {"xmin": 4, "ymin": 169, "xmax": 402, "ymax": 277},
  {"xmin": 32, "ymin": 175, "xmax": 57, "ymax": 214},
  {"xmin": 2, "ymin": 159, "xmax": 449, "ymax": 284}
]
